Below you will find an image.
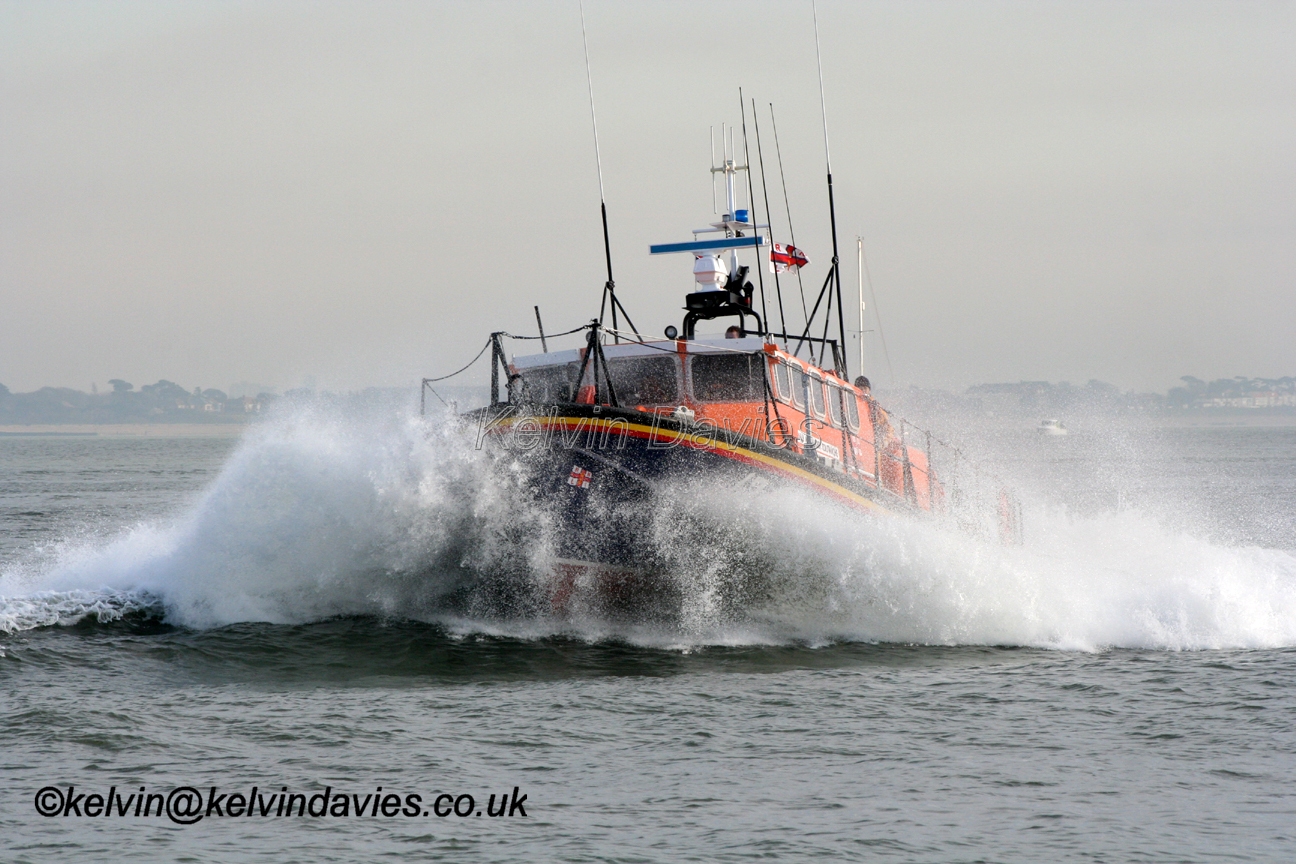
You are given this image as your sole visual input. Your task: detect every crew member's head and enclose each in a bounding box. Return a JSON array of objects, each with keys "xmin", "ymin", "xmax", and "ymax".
[
  {"xmin": 854, "ymin": 375, "xmax": 871, "ymax": 397},
  {"xmin": 724, "ymin": 326, "xmax": 742, "ymax": 339}
]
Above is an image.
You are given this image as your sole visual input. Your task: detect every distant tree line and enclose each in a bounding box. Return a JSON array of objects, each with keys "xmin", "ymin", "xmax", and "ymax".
[
  {"xmin": 889, "ymin": 375, "xmax": 1296, "ymax": 426},
  {"xmin": 2, "ymin": 374, "xmax": 1292, "ymax": 425},
  {"xmin": 963, "ymin": 376, "xmax": 1296, "ymax": 415},
  {"xmin": 1165, "ymin": 376, "xmax": 1296, "ymax": 409},
  {"xmin": 0, "ymin": 380, "xmax": 278, "ymax": 424}
]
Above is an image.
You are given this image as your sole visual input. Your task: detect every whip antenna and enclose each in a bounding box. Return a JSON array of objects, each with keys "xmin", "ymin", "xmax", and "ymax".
[
  {"xmin": 813, "ymin": 0, "xmax": 832, "ymax": 174},
  {"xmin": 770, "ymin": 104, "xmax": 809, "ymax": 335},
  {"xmin": 857, "ymin": 237, "xmax": 865, "ymax": 376},
  {"xmin": 580, "ymin": 0, "xmax": 606, "ymax": 203},
  {"xmin": 812, "ymin": 0, "xmax": 847, "ymax": 374},
  {"xmin": 859, "ymin": 234, "xmax": 895, "ymax": 386},
  {"xmin": 579, "ymin": 0, "xmax": 639, "ymax": 343},
  {"xmin": 752, "ymin": 98, "xmax": 788, "ymax": 347},
  {"xmin": 739, "ymin": 89, "xmax": 768, "ymax": 335}
]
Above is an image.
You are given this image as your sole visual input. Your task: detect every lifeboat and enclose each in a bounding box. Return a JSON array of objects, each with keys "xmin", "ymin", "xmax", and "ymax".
[
  {"xmin": 469, "ymin": 331, "xmax": 945, "ymax": 615},
  {"xmin": 447, "ymin": 131, "xmax": 1017, "ymax": 615}
]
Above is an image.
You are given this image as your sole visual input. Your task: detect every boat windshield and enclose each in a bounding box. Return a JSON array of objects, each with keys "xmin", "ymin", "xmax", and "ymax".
[
  {"xmin": 691, "ymin": 353, "xmax": 764, "ymax": 402},
  {"xmin": 606, "ymin": 356, "xmax": 679, "ymax": 405},
  {"xmin": 515, "ymin": 363, "xmax": 575, "ymax": 403}
]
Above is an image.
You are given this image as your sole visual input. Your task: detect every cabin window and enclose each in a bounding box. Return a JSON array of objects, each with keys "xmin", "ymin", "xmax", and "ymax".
[
  {"xmin": 827, "ymin": 386, "xmax": 843, "ymax": 427},
  {"xmin": 691, "ymin": 353, "xmax": 763, "ymax": 402},
  {"xmin": 515, "ymin": 363, "xmax": 575, "ymax": 403},
  {"xmin": 843, "ymin": 389, "xmax": 860, "ymax": 432},
  {"xmin": 808, "ymin": 375, "xmax": 826, "ymax": 418},
  {"xmin": 605, "ymin": 356, "xmax": 680, "ymax": 405},
  {"xmin": 774, "ymin": 362, "xmax": 792, "ymax": 403},
  {"xmin": 784, "ymin": 365, "xmax": 806, "ymax": 409}
]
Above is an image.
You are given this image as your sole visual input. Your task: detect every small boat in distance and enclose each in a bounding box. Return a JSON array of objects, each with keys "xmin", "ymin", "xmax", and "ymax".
[{"xmin": 1037, "ymin": 419, "xmax": 1069, "ymax": 436}]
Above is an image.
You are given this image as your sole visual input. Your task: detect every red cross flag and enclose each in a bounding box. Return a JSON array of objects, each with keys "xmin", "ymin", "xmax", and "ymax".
[{"xmin": 567, "ymin": 466, "xmax": 593, "ymax": 488}]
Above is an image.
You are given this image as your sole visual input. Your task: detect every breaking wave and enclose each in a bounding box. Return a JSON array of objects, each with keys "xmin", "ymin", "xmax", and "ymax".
[{"xmin": 2, "ymin": 403, "xmax": 1295, "ymax": 651}]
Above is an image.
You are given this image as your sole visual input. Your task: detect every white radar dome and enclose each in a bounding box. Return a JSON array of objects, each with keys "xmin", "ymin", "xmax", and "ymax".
[{"xmin": 693, "ymin": 254, "xmax": 729, "ymax": 288}]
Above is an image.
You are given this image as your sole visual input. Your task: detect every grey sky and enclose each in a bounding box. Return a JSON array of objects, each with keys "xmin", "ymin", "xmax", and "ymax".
[{"xmin": 2, "ymin": 0, "xmax": 1292, "ymax": 394}]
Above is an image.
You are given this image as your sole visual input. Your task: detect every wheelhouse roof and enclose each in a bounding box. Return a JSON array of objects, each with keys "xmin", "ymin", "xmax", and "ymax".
[
  {"xmin": 511, "ymin": 337, "xmax": 766, "ymax": 369},
  {"xmin": 509, "ymin": 337, "xmax": 855, "ymax": 390}
]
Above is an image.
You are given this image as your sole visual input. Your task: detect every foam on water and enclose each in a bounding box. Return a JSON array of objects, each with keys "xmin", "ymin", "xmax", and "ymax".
[{"xmin": 2, "ymin": 403, "xmax": 1294, "ymax": 650}]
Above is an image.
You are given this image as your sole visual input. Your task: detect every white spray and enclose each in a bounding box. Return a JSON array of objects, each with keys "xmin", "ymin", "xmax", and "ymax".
[{"xmin": 2, "ymin": 402, "xmax": 1295, "ymax": 651}]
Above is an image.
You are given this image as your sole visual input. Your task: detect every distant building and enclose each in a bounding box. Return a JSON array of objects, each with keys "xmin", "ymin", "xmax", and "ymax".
[{"xmin": 1202, "ymin": 392, "xmax": 1296, "ymax": 409}]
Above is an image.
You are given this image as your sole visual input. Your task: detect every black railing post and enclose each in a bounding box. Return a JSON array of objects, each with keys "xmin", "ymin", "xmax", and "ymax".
[
  {"xmin": 590, "ymin": 325, "xmax": 601, "ymax": 404},
  {"xmin": 590, "ymin": 322, "xmax": 619, "ymax": 407}
]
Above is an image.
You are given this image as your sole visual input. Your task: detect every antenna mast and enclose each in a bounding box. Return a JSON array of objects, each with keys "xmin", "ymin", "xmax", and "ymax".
[
  {"xmin": 580, "ymin": 0, "xmax": 639, "ymax": 343},
  {"xmin": 859, "ymin": 234, "xmax": 895, "ymax": 386},
  {"xmin": 813, "ymin": 0, "xmax": 847, "ymax": 373},
  {"xmin": 739, "ymin": 89, "xmax": 769, "ymax": 334},
  {"xmin": 857, "ymin": 237, "xmax": 865, "ymax": 377}
]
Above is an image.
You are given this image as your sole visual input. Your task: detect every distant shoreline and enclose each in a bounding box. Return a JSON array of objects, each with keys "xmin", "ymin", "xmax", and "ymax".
[{"xmin": 0, "ymin": 423, "xmax": 249, "ymax": 438}]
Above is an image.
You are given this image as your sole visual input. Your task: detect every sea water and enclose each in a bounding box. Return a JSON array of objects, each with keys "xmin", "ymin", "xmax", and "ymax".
[{"xmin": 2, "ymin": 405, "xmax": 1294, "ymax": 862}]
